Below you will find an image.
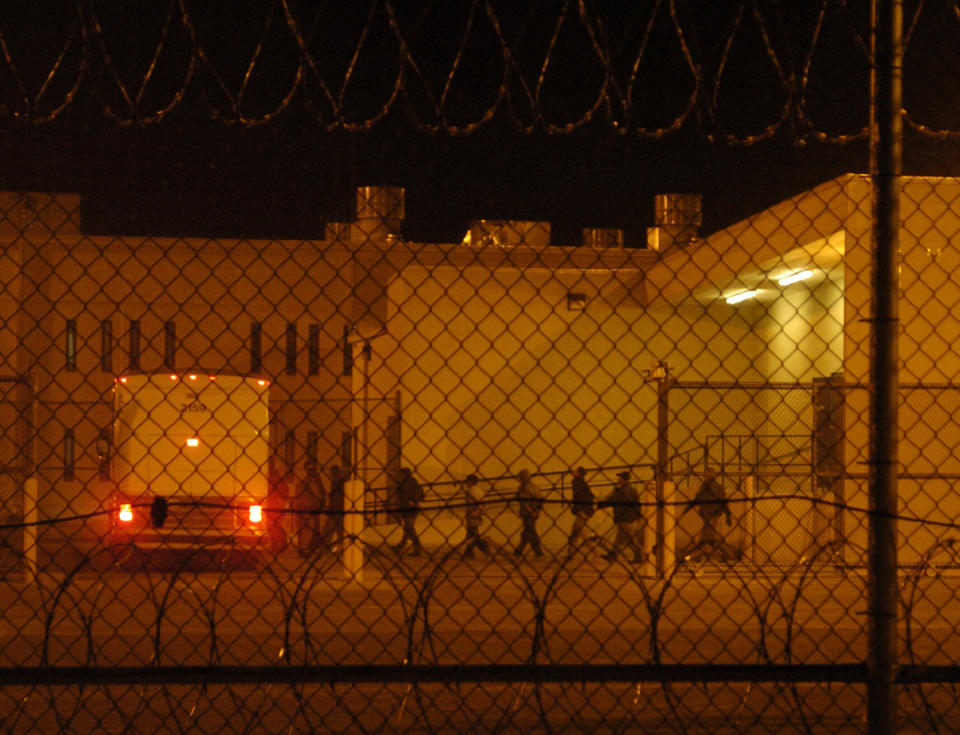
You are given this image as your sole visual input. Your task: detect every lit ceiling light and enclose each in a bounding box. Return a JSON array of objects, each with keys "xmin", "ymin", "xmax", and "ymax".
[
  {"xmin": 778, "ymin": 270, "xmax": 814, "ymax": 286},
  {"xmin": 725, "ymin": 290, "xmax": 758, "ymax": 305},
  {"xmin": 186, "ymin": 437, "xmax": 200, "ymax": 447}
]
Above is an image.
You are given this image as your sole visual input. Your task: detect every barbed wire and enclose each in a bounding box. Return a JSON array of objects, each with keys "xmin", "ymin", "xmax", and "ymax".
[
  {"xmin": 7, "ymin": 0, "xmax": 956, "ymax": 143},
  {"xmin": 1, "ymin": 534, "xmax": 959, "ymax": 732}
]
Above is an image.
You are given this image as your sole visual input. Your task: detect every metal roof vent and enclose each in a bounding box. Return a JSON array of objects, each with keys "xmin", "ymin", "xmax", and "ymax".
[
  {"xmin": 356, "ymin": 186, "xmax": 405, "ymax": 222},
  {"xmin": 462, "ymin": 220, "xmax": 551, "ymax": 249},
  {"xmin": 650, "ymin": 193, "xmax": 701, "ymax": 248},
  {"xmin": 582, "ymin": 227, "xmax": 624, "ymax": 249}
]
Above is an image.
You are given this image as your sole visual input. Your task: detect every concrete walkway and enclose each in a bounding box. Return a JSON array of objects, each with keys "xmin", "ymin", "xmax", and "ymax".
[{"xmin": 362, "ymin": 497, "xmax": 644, "ymax": 557}]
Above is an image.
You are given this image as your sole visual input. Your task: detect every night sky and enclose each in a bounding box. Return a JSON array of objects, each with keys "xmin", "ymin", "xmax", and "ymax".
[{"xmin": 0, "ymin": 1, "xmax": 955, "ymax": 244}]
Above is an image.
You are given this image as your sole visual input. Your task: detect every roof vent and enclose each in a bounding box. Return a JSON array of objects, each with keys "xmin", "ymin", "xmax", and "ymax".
[
  {"xmin": 462, "ymin": 220, "xmax": 551, "ymax": 249},
  {"xmin": 651, "ymin": 193, "xmax": 701, "ymax": 248},
  {"xmin": 582, "ymin": 228, "xmax": 624, "ymax": 249},
  {"xmin": 356, "ymin": 186, "xmax": 405, "ymax": 223}
]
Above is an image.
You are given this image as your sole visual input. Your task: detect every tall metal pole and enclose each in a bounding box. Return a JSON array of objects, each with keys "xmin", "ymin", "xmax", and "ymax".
[
  {"xmin": 655, "ymin": 362, "xmax": 670, "ymax": 576},
  {"xmin": 362, "ymin": 341, "xmax": 372, "ymax": 487},
  {"xmin": 868, "ymin": 1, "xmax": 901, "ymax": 733}
]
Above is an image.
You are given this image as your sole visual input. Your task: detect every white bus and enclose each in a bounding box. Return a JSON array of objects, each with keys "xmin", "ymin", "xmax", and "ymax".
[{"xmin": 108, "ymin": 372, "xmax": 271, "ymax": 549}]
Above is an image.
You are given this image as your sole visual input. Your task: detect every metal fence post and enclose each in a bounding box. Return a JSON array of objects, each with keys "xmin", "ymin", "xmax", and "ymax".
[
  {"xmin": 655, "ymin": 361, "xmax": 670, "ymax": 576},
  {"xmin": 869, "ymin": 1, "xmax": 902, "ymax": 733}
]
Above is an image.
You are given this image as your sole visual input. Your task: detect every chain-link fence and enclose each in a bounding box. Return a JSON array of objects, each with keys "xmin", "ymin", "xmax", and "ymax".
[{"xmin": 2, "ymin": 1, "xmax": 960, "ymax": 733}]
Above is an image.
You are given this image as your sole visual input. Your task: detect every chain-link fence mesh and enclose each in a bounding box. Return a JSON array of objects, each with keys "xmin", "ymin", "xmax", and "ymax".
[{"xmin": 2, "ymin": 1, "xmax": 960, "ymax": 733}]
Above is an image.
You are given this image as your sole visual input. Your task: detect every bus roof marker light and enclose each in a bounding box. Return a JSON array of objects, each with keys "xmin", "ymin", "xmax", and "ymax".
[
  {"xmin": 725, "ymin": 290, "xmax": 758, "ymax": 305},
  {"xmin": 188, "ymin": 374, "xmax": 197, "ymax": 381},
  {"xmin": 169, "ymin": 374, "xmax": 178, "ymax": 381},
  {"xmin": 778, "ymin": 269, "xmax": 814, "ymax": 287}
]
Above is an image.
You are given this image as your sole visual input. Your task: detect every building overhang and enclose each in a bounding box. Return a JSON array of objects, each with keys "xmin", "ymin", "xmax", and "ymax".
[{"xmin": 641, "ymin": 174, "xmax": 867, "ymax": 309}]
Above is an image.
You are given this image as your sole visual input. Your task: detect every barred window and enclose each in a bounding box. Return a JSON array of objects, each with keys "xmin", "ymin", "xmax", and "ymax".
[
  {"xmin": 308, "ymin": 324, "xmax": 320, "ymax": 375},
  {"xmin": 250, "ymin": 322, "xmax": 262, "ymax": 373},
  {"xmin": 163, "ymin": 321, "xmax": 176, "ymax": 369},
  {"xmin": 285, "ymin": 322, "xmax": 297, "ymax": 375},
  {"xmin": 65, "ymin": 318, "xmax": 77, "ymax": 371},
  {"xmin": 342, "ymin": 324, "xmax": 352, "ymax": 376},
  {"xmin": 100, "ymin": 319, "xmax": 113, "ymax": 373},
  {"xmin": 128, "ymin": 319, "xmax": 141, "ymax": 371},
  {"xmin": 63, "ymin": 428, "xmax": 75, "ymax": 481}
]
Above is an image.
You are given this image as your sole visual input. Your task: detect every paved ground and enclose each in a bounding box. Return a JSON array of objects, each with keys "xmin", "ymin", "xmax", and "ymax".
[{"xmin": 2, "ymin": 501, "xmax": 958, "ymax": 732}]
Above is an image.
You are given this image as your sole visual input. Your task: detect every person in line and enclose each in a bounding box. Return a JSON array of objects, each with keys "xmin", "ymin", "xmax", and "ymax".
[
  {"xmin": 266, "ymin": 466, "xmax": 290, "ymax": 555},
  {"xmin": 462, "ymin": 473, "xmax": 489, "ymax": 559},
  {"xmin": 295, "ymin": 461, "xmax": 325, "ymax": 557},
  {"xmin": 567, "ymin": 466, "xmax": 595, "ymax": 553},
  {"xmin": 691, "ymin": 470, "xmax": 736, "ymax": 560},
  {"xmin": 320, "ymin": 464, "xmax": 345, "ymax": 552},
  {"xmin": 514, "ymin": 469, "xmax": 544, "ymax": 558},
  {"xmin": 392, "ymin": 467, "xmax": 425, "ymax": 557},
  {"xmin": 598, "ymin": 470, "xmax": 644, "ymax": 563}
]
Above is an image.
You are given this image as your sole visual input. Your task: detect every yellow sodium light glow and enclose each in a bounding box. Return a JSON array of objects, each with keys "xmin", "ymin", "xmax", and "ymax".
[
  {"xmin": 186, "ymin": 437, "xmax": 200, "ymax": 447},
  {"xmin": 119, "ymin": 504, "xmax": 134, "ymax": 523},
  {"xmin": 725, "ymin": 290, "xmax": 758, "ymax": 305},
  {"xmin": 248, "ymin": 505, "xmax": 263, "ymax": 523},
  {"xmin": 778, "ymin": 269, "xmax": 814, "ymax": 286}
]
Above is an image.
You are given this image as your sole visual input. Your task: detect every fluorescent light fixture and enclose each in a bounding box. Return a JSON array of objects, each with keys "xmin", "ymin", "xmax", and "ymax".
[
  {"xmin": 778, "ymin": 269, "xmax": 814, "ymax": 286},
  {"xmin": 725, "ymin": 290, "xmax": 758, "ymax": 305}
]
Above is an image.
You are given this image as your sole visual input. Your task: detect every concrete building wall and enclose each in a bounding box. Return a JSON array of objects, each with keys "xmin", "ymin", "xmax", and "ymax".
[
  {"xmin": 380, "ymin": 261, "xmax": 770, "ymax": 490},
  {"xmin": 5, "ymin": 178, "xmax": 960, "ymax": 564},
  {"xmin": 891, "ymin": 178, "xmax": 960, "ymax": 558}
]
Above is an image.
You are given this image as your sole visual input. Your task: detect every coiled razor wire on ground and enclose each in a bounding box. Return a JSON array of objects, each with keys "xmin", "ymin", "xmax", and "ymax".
[
  {"xmin": 4, "ymin": 501, "xmax": 960, "ymax": 733},
  {"xmin": 0, "ymin": 0, "xmax": 955, "ymax": 142}
]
